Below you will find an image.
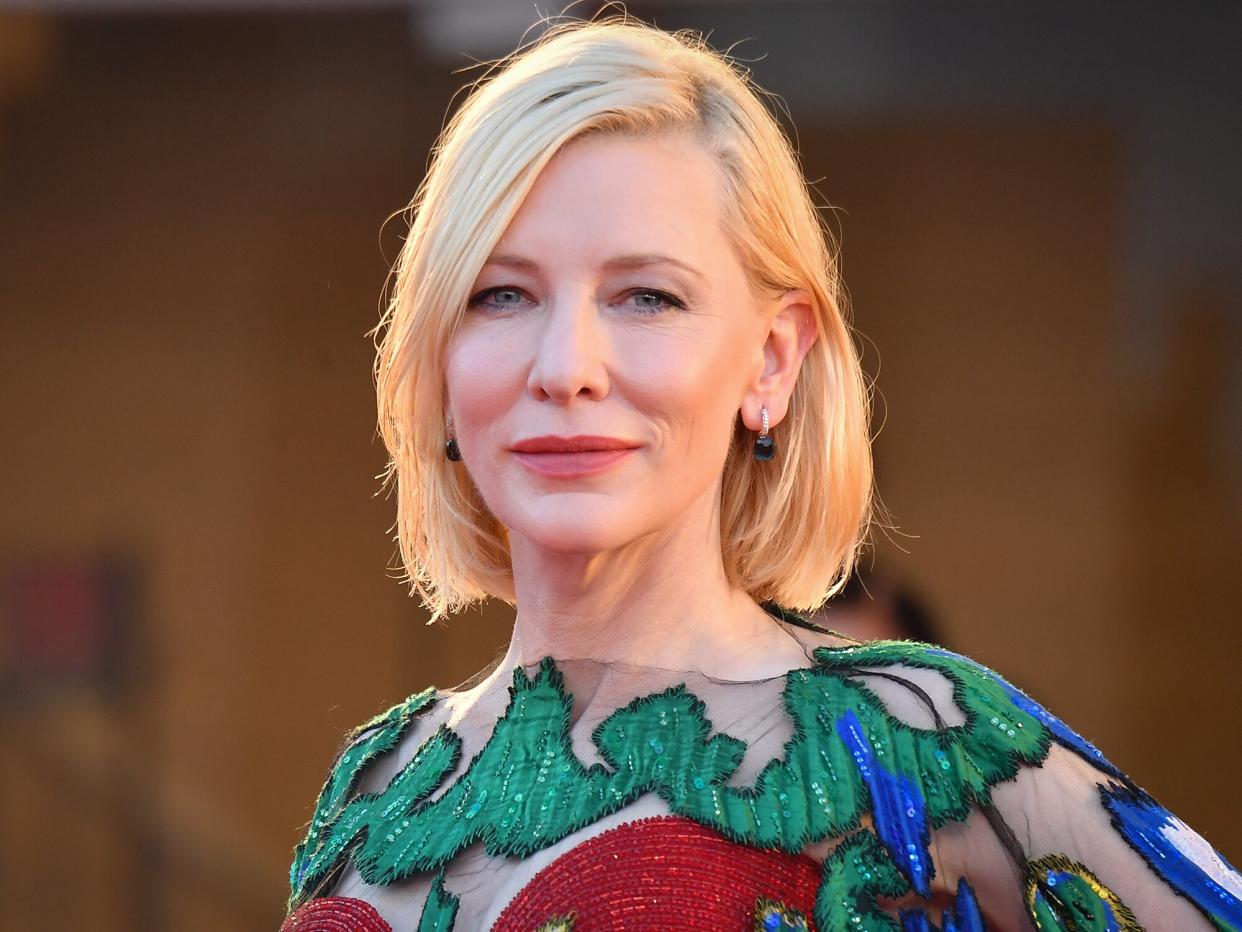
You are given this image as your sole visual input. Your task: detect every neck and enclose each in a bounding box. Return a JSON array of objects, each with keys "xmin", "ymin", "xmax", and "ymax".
[{"xmin": 493, "ymin": 490, "xmax": 808, "ymax": 679}]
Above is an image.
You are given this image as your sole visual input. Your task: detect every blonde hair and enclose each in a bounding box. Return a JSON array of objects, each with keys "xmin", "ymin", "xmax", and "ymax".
[{"xmin": 373, "ymin": 13, "xmax": 876, "ymax": 622}]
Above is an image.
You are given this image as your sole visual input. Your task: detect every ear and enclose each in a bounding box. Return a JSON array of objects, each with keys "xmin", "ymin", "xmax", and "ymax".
[{"xmin": 740, "ymin": 288, "xmax": 818, "ymax": 432}]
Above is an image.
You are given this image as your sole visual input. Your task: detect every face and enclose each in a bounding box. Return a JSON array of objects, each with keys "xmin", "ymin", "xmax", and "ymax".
[{"xmin": 445, "ymin": 132, "xmax": 780, "ymax": 557}]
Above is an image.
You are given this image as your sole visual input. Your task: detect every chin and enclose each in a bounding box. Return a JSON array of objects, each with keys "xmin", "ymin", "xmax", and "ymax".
[{"xmin": 509, "ymin": 495, "xmax": 651, "ymax": 555}]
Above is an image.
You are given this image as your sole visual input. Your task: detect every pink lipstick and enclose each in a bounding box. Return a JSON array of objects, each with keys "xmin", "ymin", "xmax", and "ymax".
[{"xmin": 510, "ymin": 435, "xmax": 640, "ymax": 478}]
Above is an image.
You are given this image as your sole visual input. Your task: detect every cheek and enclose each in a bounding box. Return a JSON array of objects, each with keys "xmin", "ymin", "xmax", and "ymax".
[
  {"xmin": 445, "ymin": 327, "xmax": 521, "ymax": 434},
  {"xmin": 616, "ymin": 325, "xmax": 751, "ymax": 451}
]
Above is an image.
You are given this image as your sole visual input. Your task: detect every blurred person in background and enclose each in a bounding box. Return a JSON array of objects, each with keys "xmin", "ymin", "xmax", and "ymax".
[
  {"xmin": 282, "ymin": 14, "xmax": 1240, "ymax": 932},
  {"xmin": 811, "ymin": 564, "xmax": 943, "ymax": 647}
]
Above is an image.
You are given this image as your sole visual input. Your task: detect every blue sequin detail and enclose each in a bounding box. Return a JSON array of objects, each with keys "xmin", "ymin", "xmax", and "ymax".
[
  {"xmin": 923, "ymin": 647, "xmax": 1121, "ymax": 780},
  {"xmin": 1101, "ymin": 784, "xmax": 1242, "ymax": 927},
  {"xmin": 946, "ymin": 877, "xmax": 985, "ymax": 932},
  {"xmin": 835, "ymin": 709, "xmax": 934, "ymax": 897},
  {"xmin": 898, "ymin": 878, "xmax": 985, "ymax": 932}
]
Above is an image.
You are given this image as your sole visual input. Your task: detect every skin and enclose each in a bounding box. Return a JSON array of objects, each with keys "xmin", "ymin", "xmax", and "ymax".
[{"xmin": 444, "ymin": 130, "xmax": 819, "ymax": 684}]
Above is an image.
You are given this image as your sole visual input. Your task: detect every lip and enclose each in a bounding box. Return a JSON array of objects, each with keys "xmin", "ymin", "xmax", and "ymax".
[
  {"xmin": 510, "ymin": 435, "xmax": 640, "ymax": 478},
  {"xmin": 511, "ymin": 435, "xmax": 639, "ymax": 453}
]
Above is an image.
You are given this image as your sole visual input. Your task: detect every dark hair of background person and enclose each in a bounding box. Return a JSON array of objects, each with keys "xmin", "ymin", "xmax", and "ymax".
[{"xmin": 811, "ymin": 567, "xmax": 943, "ymax": 647}]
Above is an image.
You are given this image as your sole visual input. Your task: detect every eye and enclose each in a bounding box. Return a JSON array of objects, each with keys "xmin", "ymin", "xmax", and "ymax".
[
  {"xmin": 622, "ymin": 288, "xmax": 685, "ymax": 314},
  {"xmin": 467, "ymin": 286, "xmax": 531, "ymax": 313}
]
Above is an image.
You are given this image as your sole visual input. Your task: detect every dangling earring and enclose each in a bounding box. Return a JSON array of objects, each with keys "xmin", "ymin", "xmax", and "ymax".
[
  {"xmin": 753, "ymin": 406, "xmax": 775, "ymax": 461},
  {"xmin": 445, "ymin": 415, "xmax": 462, "ymax": 462}
]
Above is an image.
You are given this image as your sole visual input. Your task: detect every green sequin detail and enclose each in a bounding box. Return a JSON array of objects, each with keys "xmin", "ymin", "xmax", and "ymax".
[{"xmin": 815, "ymin": 831, "xmax": 910, "ymax": 931}]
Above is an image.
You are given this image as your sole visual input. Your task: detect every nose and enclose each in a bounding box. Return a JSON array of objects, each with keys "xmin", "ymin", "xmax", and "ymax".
[{"xmin": 526, "ymin": 290, "xmax": 611, "ymax": 403}]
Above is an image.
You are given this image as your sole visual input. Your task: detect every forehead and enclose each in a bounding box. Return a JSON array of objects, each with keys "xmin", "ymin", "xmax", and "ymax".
[{"xmin": 487, "ymin": 132, "xmax": 733, "ymax": 270}]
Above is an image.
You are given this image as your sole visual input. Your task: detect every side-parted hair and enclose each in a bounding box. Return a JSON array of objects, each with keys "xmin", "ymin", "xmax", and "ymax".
[{"xmin": 373, "ymin": 13, "xmax": 876, "ymax": 622}]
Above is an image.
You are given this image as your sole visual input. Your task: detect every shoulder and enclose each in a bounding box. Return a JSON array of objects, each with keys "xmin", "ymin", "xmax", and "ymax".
[
  {"xmin": 807, "ymin": 636, "xmax": 1126, "ymax": 781},
  {"xmin": 805, "ymin": 640, "xmax": 1242, "ymax": 930}
]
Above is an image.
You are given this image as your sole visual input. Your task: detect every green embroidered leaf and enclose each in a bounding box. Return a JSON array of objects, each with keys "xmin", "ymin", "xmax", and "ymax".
[
  {"xmin": 416, "ymin": 869, "xmax": 460, "ymax": 932},
  {"xmin": 814, "ymin": 830, "xmax": 909, "ymax": 932},
  {"xmin": 812, "ymin": 642, "xmax": 1052, "ymax": 815},
  {"xmin": 351, "ymin": 659, "xmax": 634, "ymax": 881},
  {"xmin": 288, "ymin": 687, "xmax": 439, "ymax": 910},
  {"xmin": 308, "ymin": 725, "xmax": 460, "ymax": 893}
]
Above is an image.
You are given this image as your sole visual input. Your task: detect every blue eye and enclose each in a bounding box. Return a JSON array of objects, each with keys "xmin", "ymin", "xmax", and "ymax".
[
  {"xmin": 625, "ymin": 289, "xmax": 685, "ymax": 314},
  {"xmin": 467, "ymin": 286, "xmax": 529, "ymax": 312},
  {"xmin": 465, "ymin": 286, "xmax": 686, "ymax": 314}
]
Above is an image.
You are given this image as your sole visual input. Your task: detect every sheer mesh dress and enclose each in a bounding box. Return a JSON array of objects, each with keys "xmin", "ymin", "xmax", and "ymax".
[{"xmin": 283, "ymin": 612, "xmax": 1241, "ymax": 931}]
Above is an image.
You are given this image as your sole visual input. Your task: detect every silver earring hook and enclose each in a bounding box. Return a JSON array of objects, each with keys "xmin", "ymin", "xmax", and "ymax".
[{"xmin": 760, "ymin": 406, "xmax": 770, "ymax": 438}]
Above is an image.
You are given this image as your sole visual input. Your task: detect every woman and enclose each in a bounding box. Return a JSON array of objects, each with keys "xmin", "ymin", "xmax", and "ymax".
[{"xmin": 283, "ymin": 17, "xmax": 1239, "ymax": 932}]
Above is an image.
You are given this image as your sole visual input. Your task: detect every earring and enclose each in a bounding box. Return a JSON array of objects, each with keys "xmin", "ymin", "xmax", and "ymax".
[
  {"xmin": 753, "ymin": 406, "xmax": 775, "ymax": 461},
  {"xmin": 445, "ymin": 416, "xmax": 462, "ymax": 462}
]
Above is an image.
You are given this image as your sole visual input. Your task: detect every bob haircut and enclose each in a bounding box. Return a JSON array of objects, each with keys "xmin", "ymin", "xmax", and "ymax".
[{"xmin": 373, "ymin": 14, "xmax": 876, "ymax": 622}]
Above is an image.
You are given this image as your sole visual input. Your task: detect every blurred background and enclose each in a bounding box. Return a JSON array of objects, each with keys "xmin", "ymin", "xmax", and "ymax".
[{"xmin": 1, "ymin": 0, "xmax": 1239, "ymax": 928}]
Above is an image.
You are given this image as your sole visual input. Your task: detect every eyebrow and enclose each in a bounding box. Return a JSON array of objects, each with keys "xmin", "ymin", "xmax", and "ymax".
[{"xmin": 482, "ymin": 253, "xmax": 705, "ymax": 283}]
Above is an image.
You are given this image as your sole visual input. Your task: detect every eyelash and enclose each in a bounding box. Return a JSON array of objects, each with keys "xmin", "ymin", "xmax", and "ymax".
[{"xmin": 466, "ymin": 286, "xmax": 685, "ymax": 315}]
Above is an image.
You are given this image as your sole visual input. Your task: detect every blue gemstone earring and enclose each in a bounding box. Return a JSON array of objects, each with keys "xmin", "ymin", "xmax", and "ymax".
[{"xmin": 753, "ymin": 406, "xmax": 775, "ymax": 461}]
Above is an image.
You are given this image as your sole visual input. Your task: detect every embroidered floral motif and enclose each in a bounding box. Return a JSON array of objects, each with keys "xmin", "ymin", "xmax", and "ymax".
[
  {"xmin": 290, "ymin": 647, "xmax": 1057, "ymax": 916},
  {"xmin": 286, "ymin": 637, "xmax": 1242, "ymax": 930}
]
